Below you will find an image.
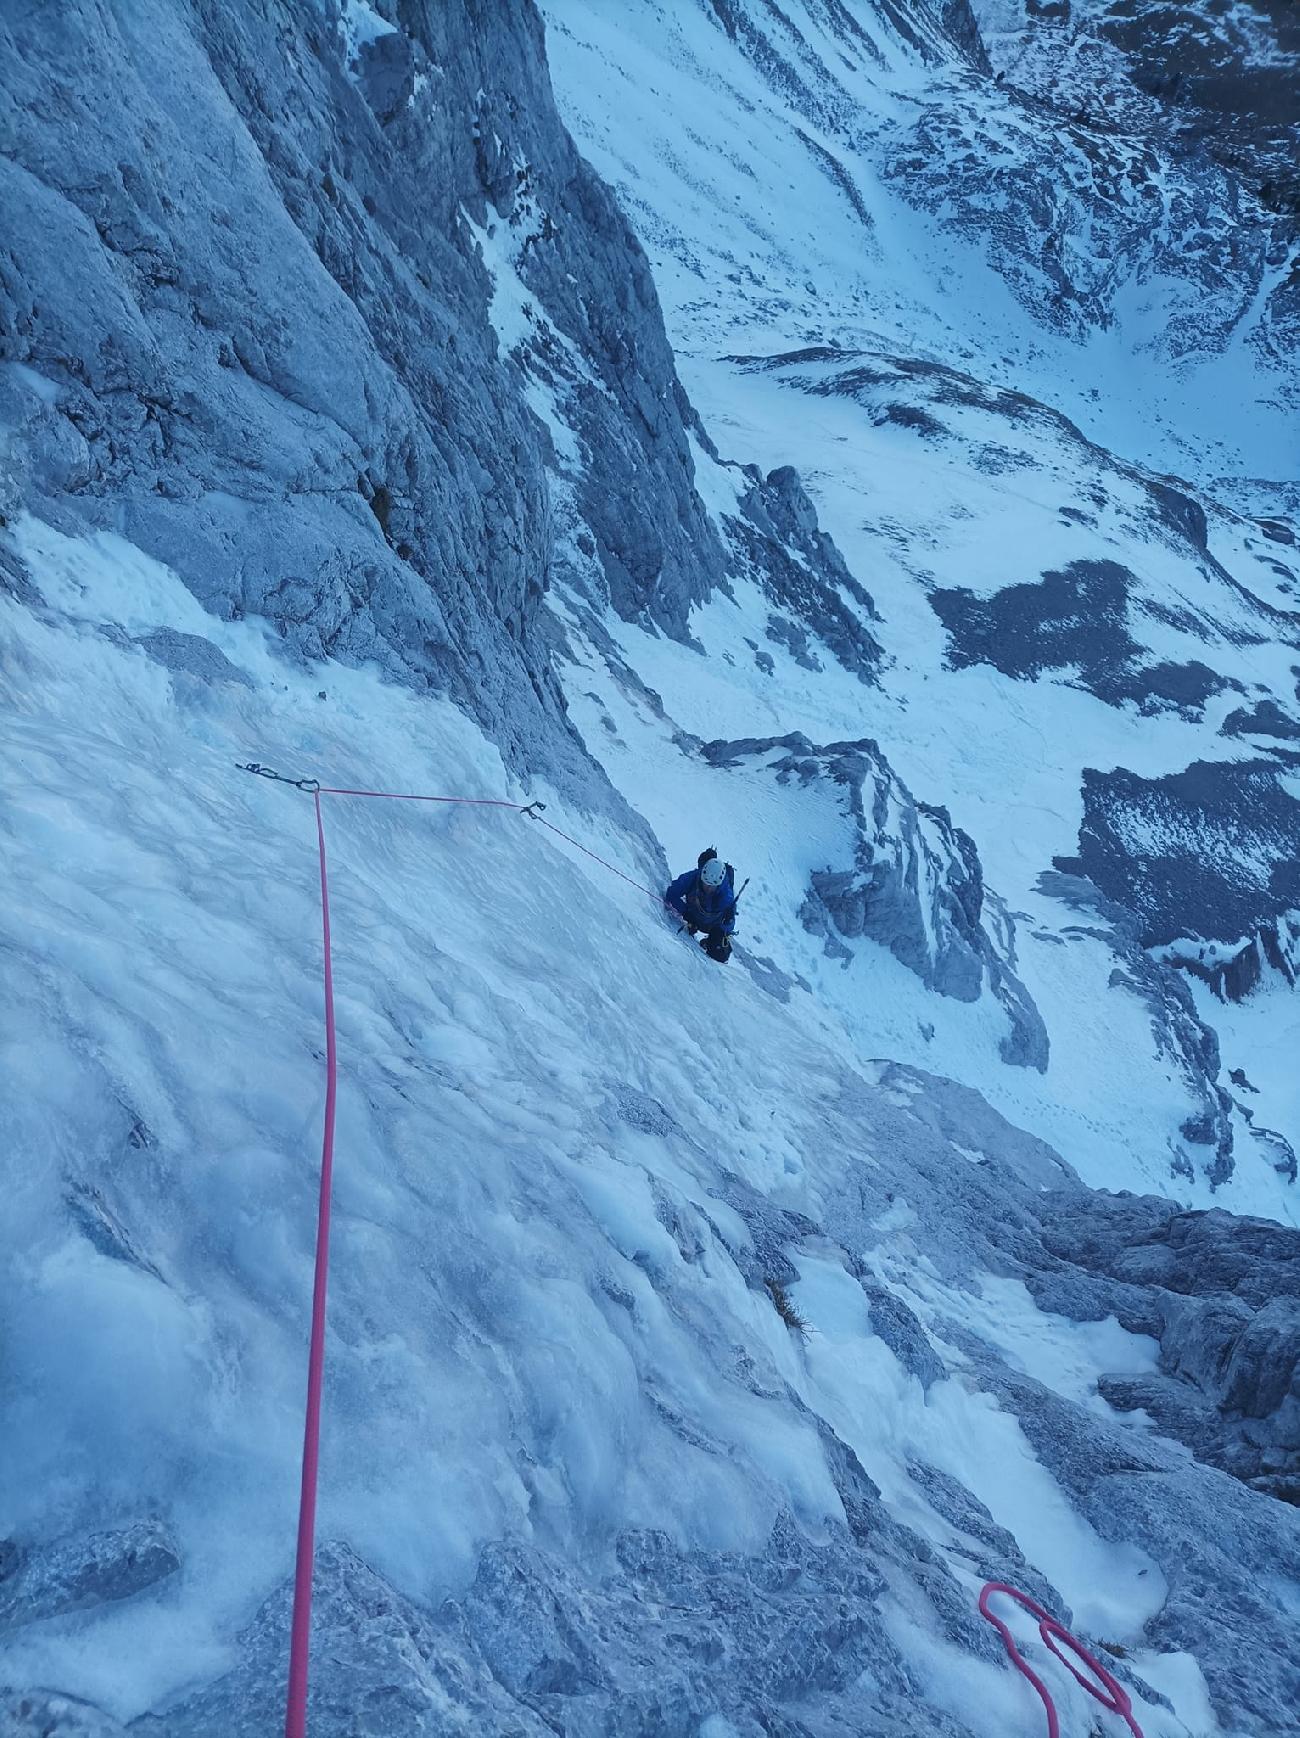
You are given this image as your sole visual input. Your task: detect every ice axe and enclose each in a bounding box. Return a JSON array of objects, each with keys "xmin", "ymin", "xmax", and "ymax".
[{"xmin": 730, "ymin": 876, "xmax": 749, "ymax": 918}]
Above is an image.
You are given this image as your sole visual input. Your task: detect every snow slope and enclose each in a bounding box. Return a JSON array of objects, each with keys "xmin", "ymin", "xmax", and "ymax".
[
  {"xmin": 6, "ymin": 517, "xmax": 1298, "ymax": 1735},
  {"xmin": 542, "ymin": 0, "xmax": 1296, "ymax": 488},
  {"xmin": 541, "ymin": 0, "xmax": 1300, "ymax": 1210}
]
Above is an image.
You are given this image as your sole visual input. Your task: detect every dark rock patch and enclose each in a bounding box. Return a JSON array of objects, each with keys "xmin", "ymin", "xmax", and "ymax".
[
  {"xmin": 731, "ymin": 463, "xmax": 884, "ymax": 683},
  {"xmin": 0, "ymin": 1521, "xmax": 180, "ymax": 1630},
  {"xmin": 931, "ymin": 561, "xmax": 1234, "ymax": 714},
  {"xmin": 1072, "ymin": 758, "xmax": 1300, "ymax": 948},
  {"xmin": 930, "ymin": 559, "xmax": 1140, "ymax": 682},
  {"xmin": 134, "ymin": 628, "xmax": 254, "ymax": 688},
  {"xmin": 1145, "ymin": 477, "xmax": 1209, "ymax": 553},
  {"xmin": 1221, "ymin": 698, "xmax": 1300, "ymax": 742},
  {"xmin": 1117, "ymin": 658, "xmax": 1233, "ymax": 716},
  {"xmin": 873, "ymin": 401, "xmax": 946, "ymax": 436}
]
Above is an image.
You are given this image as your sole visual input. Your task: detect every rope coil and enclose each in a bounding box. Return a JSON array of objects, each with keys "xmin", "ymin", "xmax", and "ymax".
[{"xmin": 978, "ymin": 1581, "xmax": 1145, "ymax": 1738}]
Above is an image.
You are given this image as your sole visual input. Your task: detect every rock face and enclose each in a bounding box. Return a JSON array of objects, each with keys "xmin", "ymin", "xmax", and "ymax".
[
  {"xmin": 841, "ymin": 1064, "xmax": 1300, "ymax": 1735},
  {"xmin": 2, "ymin": 2, "xmax": 547, "ymax": 766},
  {"xmin": 703, "ymin": 732, "xmax": 1049, "ymax": 1068},
  {"xmin": 0, "ymin": 1521, "xmax": 180, "ymax": 1630},
  {"xmin": 950, "ymin": 0, "xmax": 1299, "ymax": 356},
  {"xmin": 930, "ymin": 554, "xmax": 1265, "ymax": 720},
  {"xmin": 1040, "ymin": 868, "xmax": 1238, "ymax": 1185},
  {"xmin": 0, "ymin": 1, "xmax": 758, "ymax": 782},
  {"xmin": 976, "ymin": 0, "xmax": 1300, "ymax": 226},
  {"xmin": 1154, "ymin": 911, "xmax": 1300, "ymax": 1005},
  {"xmin": 136, "ymin": 1532, "xmax": 987, "ymax": 1738},
  {"xmin": 1, "ymin": 1, "xmax": 905, "ymax": 792},
  {"xmin": 1033, "ymin": 1194, "xmax": 1300, "ymax": 1504},
  {"xmin": 728, "ymin": 462, "xmax": 885, "ymax": 684}
]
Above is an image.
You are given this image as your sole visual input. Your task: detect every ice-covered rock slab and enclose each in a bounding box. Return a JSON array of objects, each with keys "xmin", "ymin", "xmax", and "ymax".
[{"xmin": 703, "ymin": 733, "xmax": 1049, "ymax": 1069}]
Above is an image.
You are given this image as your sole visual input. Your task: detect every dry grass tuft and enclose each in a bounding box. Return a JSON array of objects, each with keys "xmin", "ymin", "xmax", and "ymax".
[{"xmin": 765, "ymin": 1278, "xmax": 809, "ymax": 1339}]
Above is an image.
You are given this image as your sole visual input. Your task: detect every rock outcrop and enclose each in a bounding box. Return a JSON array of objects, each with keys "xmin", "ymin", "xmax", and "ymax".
[
  {"xmin": 0, "ymin": 1521, "xmax": 180, "ymax": 1630},
  {"xmin": 1032, "ymin": 1193, "xmax": 1300, "ymax": 1505},
  {"xmin": 703, "ymin": 732, "xmax": 1050, "ymax": 1068}
]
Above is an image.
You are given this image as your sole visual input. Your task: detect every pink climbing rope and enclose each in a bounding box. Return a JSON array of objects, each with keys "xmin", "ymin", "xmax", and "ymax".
[
  {"xmin": 284, "ymin": 793, "xmax": 339, "ymax": 1738},
  {"xmin": 978, "ymin": 1581, "xmax": 1144, "ymax": 1738},
  {"xmin": 242, "ymin": 763, "xmax": 665, "ymax": 1735}
]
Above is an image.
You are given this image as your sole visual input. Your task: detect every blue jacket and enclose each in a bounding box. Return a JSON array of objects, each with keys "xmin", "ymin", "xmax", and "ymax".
[{"xmin": 665, "ymin": 865, "xmax": 737, "ymax": 934}]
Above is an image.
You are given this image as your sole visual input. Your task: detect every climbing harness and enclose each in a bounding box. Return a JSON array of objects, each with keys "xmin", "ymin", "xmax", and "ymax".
[
  {"xmin": 978, "ymin": 1581, "xmax": 1145, "ymax": 1738},
  {"xmin": 236, "ymin": 761, "xmax": 661, "ymax": 1736}
]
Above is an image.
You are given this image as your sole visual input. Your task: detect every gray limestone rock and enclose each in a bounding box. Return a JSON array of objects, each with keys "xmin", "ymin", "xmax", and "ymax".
[
  {"xmin": 134, "ymin": 628, "xmax": 254, "ymax": 688},
  {"xmin": 1041, "ymin": 868, "xmax": 1238, "ymax": 1186},
  {"xmin": 701, "ymin": 733, "xmax": 1048, "ymax": 1067},
  {"xmin": 0, "ymin": 1689, "xmax": 128, "ymax": 1737},
  {"xmin": 1030, "ymin": 1191, "xmax": 1300, "ymax": 1496},
  {"xmin": 0, "ymin": 1520, "xmax": 180, "ymax": 1630},
  {"xmin": 140, "ymin": 1527, "xmax": 985, "ymax": 1738},
  {"xmin": 854, "ymin": 1271, "xmax": 946, "ymax": 1389},
  {"xmin": 1, "ymin": 0, "xmax": 885, "ymax": 838},
  {"xmin": 905, "ymin": 1459, "xmax": 1061, "ymax": 1615},
  {"xmin": 731, "ymin": 463, "xmax": 883, "ymax": 683}
]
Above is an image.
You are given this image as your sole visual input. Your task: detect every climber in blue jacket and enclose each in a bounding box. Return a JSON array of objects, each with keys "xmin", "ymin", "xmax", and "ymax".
[{"xmin": 664, "ymin": 847, "xmax": 738, "ymax": 963}]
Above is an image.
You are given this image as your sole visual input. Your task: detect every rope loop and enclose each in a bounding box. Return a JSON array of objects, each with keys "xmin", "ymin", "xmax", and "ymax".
[{"xmin": 978, "ymin": 1582, "xmax": 1144, "ymax": 1738}]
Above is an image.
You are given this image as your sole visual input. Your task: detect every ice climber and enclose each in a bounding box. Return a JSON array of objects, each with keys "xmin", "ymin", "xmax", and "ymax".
[{"xmin": 664, "ymin": 847, "xmax": 738, "ymax": 963}]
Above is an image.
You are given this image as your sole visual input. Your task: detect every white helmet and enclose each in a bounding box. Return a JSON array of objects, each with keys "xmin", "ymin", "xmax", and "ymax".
[{"xmin": 699, "ymin": 857, "xmax": 727, "ymax": 889}]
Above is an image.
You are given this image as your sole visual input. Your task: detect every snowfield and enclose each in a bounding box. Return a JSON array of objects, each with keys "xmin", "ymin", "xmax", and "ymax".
[{"xmin": 3, "ymin": 510, "xmax": 1294, "ymax": 1736}]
